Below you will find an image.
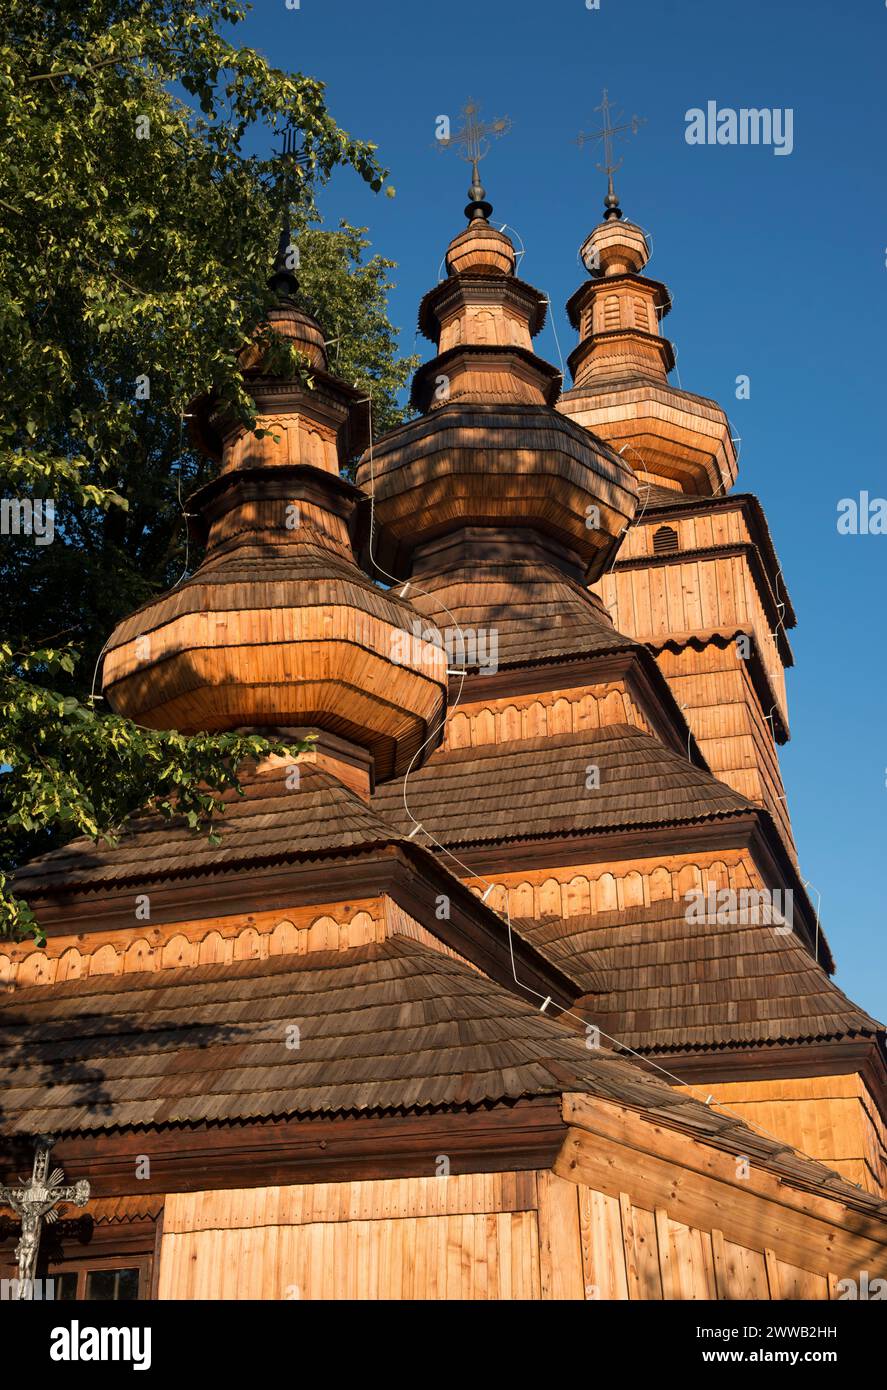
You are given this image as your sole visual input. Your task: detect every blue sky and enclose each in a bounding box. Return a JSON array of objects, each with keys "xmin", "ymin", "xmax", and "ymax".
[{"xmin": 235, "ymin": 0, "xmax": 885, "ymax": 1016}]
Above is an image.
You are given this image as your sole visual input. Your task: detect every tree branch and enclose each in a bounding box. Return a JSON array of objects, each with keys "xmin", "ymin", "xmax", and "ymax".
[{"xmin": 28, "ymin": 55, "xmax": 134, "ymax": 83}]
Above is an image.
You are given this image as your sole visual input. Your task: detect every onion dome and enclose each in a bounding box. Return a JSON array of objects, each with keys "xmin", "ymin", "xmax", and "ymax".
[
  {"xmin": 445, "ymin": 221, "xmax": 515, "ymax": 277},
  {"xmin": 251, "ymin": 219, "xmax": 328, "ymax": 369},
  {"xmin": 580, "ymin": 217, "xmax": 650, "ymax": 276},
  {"xmin": 252, "ymin": 299, "xmax": 328, "ymax": 370},
  {"xmin": 559, "ymin": 208, "xmax": 737, "ymax": 497},
  {"xmin": 356, "ymin": 194, "xmax": 637, "ymax": 583},
  {"xmin": 102, "ymin": 225, "xmax": 447, "ymax": 780}
]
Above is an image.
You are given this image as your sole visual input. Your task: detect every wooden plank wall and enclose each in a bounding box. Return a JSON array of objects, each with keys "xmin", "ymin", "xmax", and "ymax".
[
  {"xmin": 159, "ymin": 1174, "xmax": 544, "ymax": 1301},
  {"xmin": 618, "ymin": 504, "xmax": 752, "ymax": 564},
  {"xmin": 656, "ymin": 644, "xmax": 796, "ymax": 856},
  {"xmin": 593, "ymin": 540, "xmax": 788, "ymax": 729},
  {"xmin": 445, "ymin": 683, "xmax": 651, "ymax": 751},
  {"xmin": 0, "ymin": 896, "xmax": 483, "ymax": 990},
  {"xmin": 466, "ymin": 852, "xmax": 762, "ymax": 920},
  {"xmin": 157, "ymin": 1168, "xmax": 839, "ymax": 1301},
  {"xmin": 685, "ymin": 1076, "xmax": 887, "ymax": 1198},
  {"xmin": 0, "ymin": 901, "xmax": 389, "ymax": 987}
]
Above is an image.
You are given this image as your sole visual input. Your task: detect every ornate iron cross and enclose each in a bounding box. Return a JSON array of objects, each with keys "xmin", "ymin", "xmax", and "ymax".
[
  {"xmin": 437, "ymin": 99, "xmax": 512, "ymax": 171},
  {"xmin": 436, "ymin": 99, "xmax": 512, "ymax": 222},
  {"xmin": 267, "ymin": 126, "xmax": 313, "ymax": 297},
  {"xmin": 438, "ymin": 98, "xmax": 511, "ymax": 196},
  {"xmin": 0, "ymin": 1139, "xmax": 90, "ymax": 1298},
  {"xmin": 577, "ymin": 89, "xmax": 645, "ymax": 209}
]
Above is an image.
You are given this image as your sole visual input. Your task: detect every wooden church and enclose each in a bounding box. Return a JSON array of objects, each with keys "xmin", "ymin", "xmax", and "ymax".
[{"xmin": 2, "ymin": 150, "xmax": 886, "ymax": 1301}]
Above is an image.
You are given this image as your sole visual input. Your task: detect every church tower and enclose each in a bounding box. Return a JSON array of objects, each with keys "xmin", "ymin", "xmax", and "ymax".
[
  {"xmin": 558, "ymin": 156, "xmax": 796, "ymax": 858},
  {"xmin": 2, "ymin": 147, "xmax": 885, "ymax": 1303},
  {"xmin": 102, "ymin": 226, "xmax": 447, "ymax": 780},
  {"xmin": 371, "ymin": 137, "xmax": 886, "ymax": 1198}
]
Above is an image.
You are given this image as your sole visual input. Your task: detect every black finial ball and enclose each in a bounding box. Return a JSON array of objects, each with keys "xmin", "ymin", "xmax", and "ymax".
[{"xmin": 465, "ymin": 177, "xmax": 492, "ymax": 223}]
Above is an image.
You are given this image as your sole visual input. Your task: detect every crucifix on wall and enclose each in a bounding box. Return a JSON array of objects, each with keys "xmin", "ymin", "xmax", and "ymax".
[{"xmin": 0, "ymin": 1138, "xmax": 90, "ymax": 1299}]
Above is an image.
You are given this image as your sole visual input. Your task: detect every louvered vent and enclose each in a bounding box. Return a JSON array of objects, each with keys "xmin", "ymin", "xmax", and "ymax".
[{"xmin": 653, "ymin": 525, "xmax": 679, "ymax": 555}]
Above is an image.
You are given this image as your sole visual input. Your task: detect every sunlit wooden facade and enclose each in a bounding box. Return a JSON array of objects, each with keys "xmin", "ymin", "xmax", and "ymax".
[{"xmin": 2, "ymin": 192, "xmax": 885, "ymax": 1301}]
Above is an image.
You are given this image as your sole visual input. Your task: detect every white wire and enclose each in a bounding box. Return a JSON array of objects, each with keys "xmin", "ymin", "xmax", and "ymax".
[{"xmin": 541, "ymin": 295, "xmax": 566, "ymax": 379}]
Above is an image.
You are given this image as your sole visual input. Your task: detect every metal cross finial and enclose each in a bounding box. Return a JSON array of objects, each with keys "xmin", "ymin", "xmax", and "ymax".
[
  {"xmin": 438, "ymin": 99, "xmax": 512, "ymax": 168},
  {"xmin": 276, "ymin": 125, "xmax": 311, "ymax": 181},
  {"xmin": 577, "ymin": 89, "xmax": 646, "ymax": 219},
  {"xmin": 0, "ymin": 1138, "xmax": 90, "ymax": 1299},
  {"xmin": 437, "ymin": 99, "xmax": 512, "ymax": 222},
  {"xmin": 268, "ymin": 126, "xmax": 311, "ymax": 298}
]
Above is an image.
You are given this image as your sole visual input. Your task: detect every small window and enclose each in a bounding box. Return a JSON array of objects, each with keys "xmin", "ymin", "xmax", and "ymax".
[
  {"xmin": 49, "ymin": 1261, "xmax": 148, "ymax": 1301},
  {"xmin": 653, "ymin": 524, "xmax": 679, "ymax": 555}
]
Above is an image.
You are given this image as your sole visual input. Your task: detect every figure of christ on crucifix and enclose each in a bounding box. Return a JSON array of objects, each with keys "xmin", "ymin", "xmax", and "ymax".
[{"xmin": 0, "ymin": 1138, "xmax": 90, "ymax": 1299}]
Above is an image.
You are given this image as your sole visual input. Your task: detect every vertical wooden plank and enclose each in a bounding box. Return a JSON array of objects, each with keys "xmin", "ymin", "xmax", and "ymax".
[
  {"xmin": 578, "ymin": 1188, "xmax": 629, "ymax": 1299},
  {"xmin": 263, "ymin": 1223, "xmax": 280, "ymax": 1301},
  {"xmin": 467, "ymin": 1213, "xmax": 487, "ymax": 1301},
  {"xmin": 668, "ymin": 1221, "xmax": 690, "ymax": 1300},
  {"xmin": 411, "ymin": 1215, "xmax": 425, "ymax": 1301},
  {"xmin": 777, "ymin": 1262, "xmax": 828, "ymax": 1301},
  {"xmin": 193, "ymin": 1229, "xmax": 216, "ymax": 1300},
  {"xmin": 764, "ymin": 1247, "xmax": 781, "ymax": 1300},
  {"xmin": 631, "ymin": 1206, "xmax": 663, "ymax": 1300},
  {"xmin": 526, "ymin": 1211, "xmax": 543, "ymax": 1300},
  {"xmin": 380, "ymin": 1217, "xmax": 395, "ymax": 1300},
  {"xmin": 497, "ymin": 1211, "xmax": 513, "ymax": 1300},
  {"xmin": 711, "ymin": 1228, "xmax": 727, "ymax": 1301},
  {"xmin": 245, "ymin": 1223, "xmax": 264, "ymax": 1300},
  {"xmin": 279, "ymin": 1224, "xmax": 297, "ymax": 1302},
  {"xmin": 389, "ymin": 1210, "xmax": 403, "ymax": 1299},
  {"xmin": 307, "ymin": 1221, "xmax": 324, "ymax": 1301},
  {"xmin": 292, "ymin": 1225, "xmax": 309, "ymax": 1303},
  {"xmin": 537, "ymin": 1171, "xmax": 584, "ymax": 1300},
  {"xmin": 150, "ymin": 1206, "xmax": 165, "ymax": 1302},
  {"xmin": 424, "ymin": 1217, "xmax": 441, "ymax": 1302},
  {"xmin": 655, "ymin": 1208, "xmax": 675, "ymax": 1301},
  {"xmin": 485, "ymin": 1212, "xmax": 500, "ymax": 1300},
  {"xmin": 684, "ymin": 1226, "xmax": 717, "ymax": 1300},
  {"xmin": 322, "ymin": 1214, "xmax": 337, "ymax": 1299},
  {"xmin": 725, "ymin": 1242, "xmax": 770, "ymax": 1299},
  {"xmin": 445, "ymin": 1214, "xmax": 462, "ymax": 1300},
  {"xmin": 619, "ymin": 1192, "xmax": 643, "ymax": 1300}
]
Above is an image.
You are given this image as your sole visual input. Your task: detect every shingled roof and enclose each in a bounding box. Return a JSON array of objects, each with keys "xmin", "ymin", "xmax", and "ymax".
[
  {"xmin": 373, "ymin": 723, "xmax": 752, "ymax": 847},
  {"xmin": 13, "ymin": 761, "xmax": 405, "ymax": 894},
  {"xmin": 409, "ymin": 555, "xmax": 640, "ymax": 669},
  {"xmin": 1, "ymin": 935, "xmax": 882, "ymax": 1217},
  {"xmin": 515, "ymin": 899, "xmax": 884, "ymax": 1055}
]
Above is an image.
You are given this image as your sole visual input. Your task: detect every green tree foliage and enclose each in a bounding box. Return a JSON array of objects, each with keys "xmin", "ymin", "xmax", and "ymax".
[
  {"xmin": 0, "ymin": 645, "xmax": 301, "ymax": 944},
  {"xmin": 0, "ymin": 0, "xmax": 415, "ymax": 938}
]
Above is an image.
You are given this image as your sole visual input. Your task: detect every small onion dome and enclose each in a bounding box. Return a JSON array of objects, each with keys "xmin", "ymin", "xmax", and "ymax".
[
  {"xmin": 263, "ymin": 300, "xmax": 328, "ymax": 370},
  {"xmin": 237, "ymin": 301, "xmax": 328, "ymax": 375},
  {"xmin": 580, "ymin": 219, "xmax": 650, "ymax": 278},
  {"xmin": 445, "ymin": 221, "xmax": 516, "ymax": 277},
  {"xmin": 240, "ymin": 214, "xmax": 329, "ymax": 371}
]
